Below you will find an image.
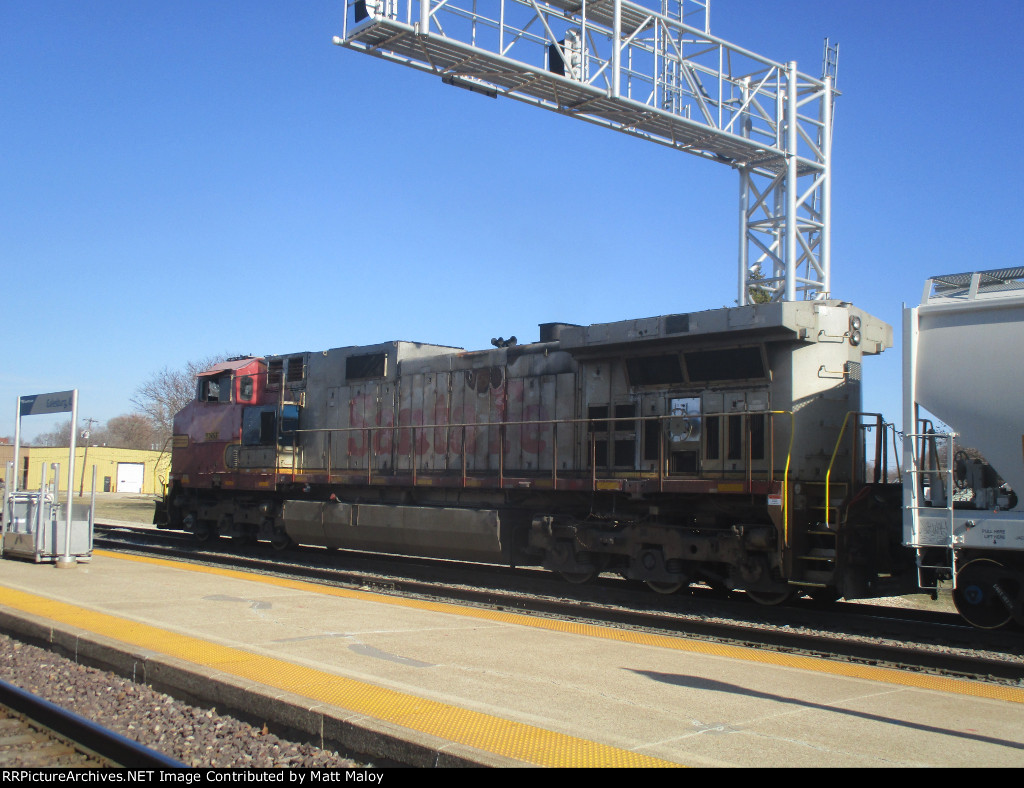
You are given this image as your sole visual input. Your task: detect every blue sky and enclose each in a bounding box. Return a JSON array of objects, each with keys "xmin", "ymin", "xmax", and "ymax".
[{"xmin": 3, "ymin": 1, "xmax": 1022, "ymax": 442}]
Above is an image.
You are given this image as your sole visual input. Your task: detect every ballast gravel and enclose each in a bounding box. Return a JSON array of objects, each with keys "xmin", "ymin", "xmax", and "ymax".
[{"xmin": 0, "ymin": 632, "xmax": 367, "ymax": 768}]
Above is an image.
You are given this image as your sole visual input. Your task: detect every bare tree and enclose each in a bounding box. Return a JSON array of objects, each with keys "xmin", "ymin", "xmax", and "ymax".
[
  {"xmin": 106, "ymin": 413, "xmax": 159, "ymax": 450},
  {"xmin": 33, "ymin": 420, "xmax": 70, "ymax": 447},
  {"xmin": 131, "ymin": 355, "xmax": 229, "ymax": 448},
  {"xmin": 81, "ymin": 422, "xmax": 110, "ymax": 447}
]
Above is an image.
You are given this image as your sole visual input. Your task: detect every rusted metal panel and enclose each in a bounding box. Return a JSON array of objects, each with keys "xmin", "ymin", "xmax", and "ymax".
[
  {"xmin": 379, "ymin": 377, "xmax": 396, "ymax": 470},
  {"xmin": 487, "ymin": 365, "xmax": 506, "ymax": 472},
  {"xmin": 505, "ymin": 376, "xmax": 525, "ymax": 471},
  {"xmin": 527, "ymin": 374, "xmax": 548, "ymax": 472},
  {"xmin": 410, "ymin": 372, "xmax": 426, "ymax": 470},
  {"xmin": 455, "ymin": 367, "xmax": 497, "ymax": 472},
  {"xmin": 447, "ymin": 371, "xmax": 468, "ymax": 472},
  {"xmin": 342, "ymin": 382, "xmax": 364, "ymax": 471},
  {"xmin": 396, "ymin": 375, "xmax": 415, "ymax": 471},
  {"xmin": 421, "ymin": 371, "xmax": 449, "ymax": 472},
  {"xmin": 554, "ymin": 372, "xmax": 576, "ymax": 474},
  {"xmin": 472, "ymin": 370, "xmax": 492, "ymax": 472}
]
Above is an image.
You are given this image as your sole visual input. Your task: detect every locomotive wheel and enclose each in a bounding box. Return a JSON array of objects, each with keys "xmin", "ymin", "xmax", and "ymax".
[
  {"xmin": 646, "ymin": 581, "xmax": 684, "ymax": 595},
  {"xmin": 558, "ymin": 556, "xmax": 610, "ymax": 585},
  {"xmin": 953, "ymin": 559, "xmax": 1017, "ymax": 630},
  {"xmin": 193, "ymin": 519, "xmax": 217, "ymax": 543},
  {"xmin": 549, "ymin": 541, "xmax": 604, "ymax": 584},
  {"xmin": 270, "ymin": 530, "xmax": 292, "ymax": 551},
  {"xmin": 746, "ymin": 588, "xmax": 793, "ymax": 606},
  {"xmin": 231, "ymin": 525, "xmax": 256, "ymax": 546}
]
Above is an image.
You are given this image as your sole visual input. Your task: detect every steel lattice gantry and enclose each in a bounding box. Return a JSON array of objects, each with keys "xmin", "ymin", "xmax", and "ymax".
[{"xmin": 335, "ymin": 0, "xmax": 836, "ymax": 303}]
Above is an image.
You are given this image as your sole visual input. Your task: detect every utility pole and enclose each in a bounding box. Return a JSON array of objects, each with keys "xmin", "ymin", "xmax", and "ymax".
[{"xmin": 79, "ymin": 417, "xmax": 98, "ymax": 497}]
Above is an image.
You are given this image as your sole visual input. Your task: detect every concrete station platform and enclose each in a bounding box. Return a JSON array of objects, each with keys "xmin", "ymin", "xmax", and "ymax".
[{"xmin": 0, "ymin": 550, "xmax": 1023, "ymax": 768}]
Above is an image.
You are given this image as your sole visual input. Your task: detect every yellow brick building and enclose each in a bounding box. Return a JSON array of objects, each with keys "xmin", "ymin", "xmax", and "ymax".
[
  {"xmin": 19, "ymin": 447, "xmax": 170, "ymax": 496},
  {"xmin": 0, "ymin": 445, "xmax": 29, "ymax": 488}
]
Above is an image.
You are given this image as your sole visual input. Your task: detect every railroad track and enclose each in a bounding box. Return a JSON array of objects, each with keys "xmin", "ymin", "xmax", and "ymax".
[
  {"xmin": 0, "ymin": 678, "xmax": 185, "ymax": 768},
  {"xmin": 94, "ymin": 524, "xmax": 1024, "ymax": 686}
]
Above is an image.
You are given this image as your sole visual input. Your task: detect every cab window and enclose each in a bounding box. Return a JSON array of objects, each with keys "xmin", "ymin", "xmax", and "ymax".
[{"xmin": 198, "ymin": 373, "xmax": 232, "ymax": 403}]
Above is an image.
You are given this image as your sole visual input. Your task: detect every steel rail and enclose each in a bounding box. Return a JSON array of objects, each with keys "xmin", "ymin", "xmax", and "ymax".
[{"xmin": 0, "ymin": 678, "xmax": 187, "ymax": 769}]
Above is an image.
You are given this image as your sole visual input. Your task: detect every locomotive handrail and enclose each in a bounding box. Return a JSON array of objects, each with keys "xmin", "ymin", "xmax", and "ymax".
[
  {"xmin": 766, "ymin": 410, "xmax": 795, "ymax": 550},
  {"xmin": 823, "ymin": 412, "xmax": 885, "ymax": 527},
  {"xmin": 885, "ymin": 422, "xmax": 903, "ymax": 483},
  {"xmin": 288, "ymin": 408, "xmax": 793, "ymax": 497}
]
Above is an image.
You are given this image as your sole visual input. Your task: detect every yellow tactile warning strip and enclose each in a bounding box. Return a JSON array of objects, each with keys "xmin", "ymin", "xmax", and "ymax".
[
  {"xmin": 94, "ymin": 550, "xmax": 1024, "ymax": 705},
  {"xmin": 0, "ymin": 579, "xmax": 676, "ymax": 768}
]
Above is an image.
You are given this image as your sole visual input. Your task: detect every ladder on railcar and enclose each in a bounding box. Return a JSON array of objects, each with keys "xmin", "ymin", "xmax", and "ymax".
[{"xmin": 904, "ymin": 422, "xmax": 957, "ymax": 590}]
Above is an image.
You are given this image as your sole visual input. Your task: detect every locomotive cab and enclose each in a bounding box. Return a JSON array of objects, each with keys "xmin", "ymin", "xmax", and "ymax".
[{"xmin": 160, "ymin": 356, "xmax": 278, "ymax": 536}]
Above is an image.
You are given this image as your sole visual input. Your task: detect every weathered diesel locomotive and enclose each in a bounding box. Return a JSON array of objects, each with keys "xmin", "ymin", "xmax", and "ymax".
[{"xmin": 157, "ymin": 298, "xmax": 919, "ymax": 605}]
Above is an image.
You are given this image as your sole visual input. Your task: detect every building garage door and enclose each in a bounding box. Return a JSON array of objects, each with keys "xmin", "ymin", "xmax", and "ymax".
[{"xmin": 116, "ymin": 463, "xmax": 144, "ymax": 493}]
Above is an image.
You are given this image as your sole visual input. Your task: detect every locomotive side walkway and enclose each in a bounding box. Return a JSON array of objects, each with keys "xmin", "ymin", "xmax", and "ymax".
[{"xmin": 0, "ymin": 552, "xmax": 1022, "ymax": 767}]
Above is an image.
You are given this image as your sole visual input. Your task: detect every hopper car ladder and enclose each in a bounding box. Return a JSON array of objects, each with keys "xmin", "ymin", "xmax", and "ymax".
[{"xmin": 904, "ymin": 421, "xmax": 957, "ymax": 590}]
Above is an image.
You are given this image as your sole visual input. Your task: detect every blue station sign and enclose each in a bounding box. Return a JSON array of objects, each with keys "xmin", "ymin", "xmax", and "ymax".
[{"xmin": 19, "ymin": 391, "xmax": 75, "ymax": 416}]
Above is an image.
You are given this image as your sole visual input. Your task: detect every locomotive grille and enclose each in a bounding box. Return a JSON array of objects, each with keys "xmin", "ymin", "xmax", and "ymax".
[{"xmin": 267, "ymin": 359, "xmax": 284, "ymax": 389}]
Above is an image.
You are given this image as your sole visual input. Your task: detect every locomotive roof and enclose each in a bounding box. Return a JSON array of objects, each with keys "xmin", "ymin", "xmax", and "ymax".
[
  {"xmin": 261, "ymin": 302, "xmax": 891, "ymax": 361},
  {"xmin": 556, "ymin": 300, "xmax": 889, "ymax": 356},
  {"xmin": 265, "ymin": 340, "xmax": 465, "ymax": 359},
  {"xmin": 197, "ymin": 357, "xmax": 262, "ymax": 376}
]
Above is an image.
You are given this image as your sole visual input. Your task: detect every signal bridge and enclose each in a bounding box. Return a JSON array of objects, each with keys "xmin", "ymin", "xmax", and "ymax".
[{"xmin": 335, "ymin": 0, "xmax": 837, "ymax": 304}]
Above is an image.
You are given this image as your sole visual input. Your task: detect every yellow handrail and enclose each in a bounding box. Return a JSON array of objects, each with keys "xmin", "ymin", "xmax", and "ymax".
[
  {"xmin": 824, "ymin": 412, "xmax": 884, "ymax": 526},
  {"xmin": 767, "ymin": 411, "xmax": 795, "ymax": 548}
]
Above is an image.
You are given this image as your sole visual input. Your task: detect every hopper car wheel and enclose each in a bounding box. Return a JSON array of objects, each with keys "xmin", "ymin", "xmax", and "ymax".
[
  {"xmin": 746, "ymin": 588, "xmax": 794, "ymax": 606},
  {"xmin": 646, "ymin": 581, "xmax": 685, "ymax": 595},
  {"xmin": 953, "ymin": 559, "xmax": 1017, "ymax": 630}
]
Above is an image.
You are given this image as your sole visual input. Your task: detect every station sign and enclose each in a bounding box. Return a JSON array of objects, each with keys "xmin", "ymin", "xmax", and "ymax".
[
  {"xmin": 8, "ymin": 388, "xmax": 80, "ymax": 564},
  {"xmin": 19, "ymin": 391, "xmax": 75, "ymax": 416}
]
